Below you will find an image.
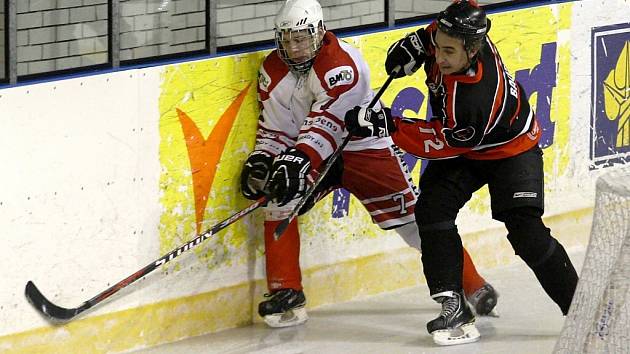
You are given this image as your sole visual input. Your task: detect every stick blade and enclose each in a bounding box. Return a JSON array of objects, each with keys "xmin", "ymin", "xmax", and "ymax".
[{"xmin": 25, "ymin": 281, "xmax": 79, "ymax": 322}]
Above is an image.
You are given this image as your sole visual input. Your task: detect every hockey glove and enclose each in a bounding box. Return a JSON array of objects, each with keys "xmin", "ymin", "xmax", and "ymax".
[
  {"xmin": 267, "ymin": 147, "xmax": 312, "ymax": 206},
  {"xmin": 240, "ymin": 150, "xmax": 273, "ymax": 200},
  {"xmin": 344, "ymin": 106, "xmax": 396, "ymax": 138},
  {"xmin": 385, "ymin": 28, "xmax": 428, "ymax": 78}
]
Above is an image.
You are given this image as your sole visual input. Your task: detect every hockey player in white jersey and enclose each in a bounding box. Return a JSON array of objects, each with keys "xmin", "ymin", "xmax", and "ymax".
[{"xmin": 240, "ymin": 0, "xmax": 498, "ymax": 329}]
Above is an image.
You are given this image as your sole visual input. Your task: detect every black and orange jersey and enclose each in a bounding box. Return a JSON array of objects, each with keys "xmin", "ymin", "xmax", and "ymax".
[{"xmin": 391, "ymin": 22, "xmax": 541, "ymax": 160}]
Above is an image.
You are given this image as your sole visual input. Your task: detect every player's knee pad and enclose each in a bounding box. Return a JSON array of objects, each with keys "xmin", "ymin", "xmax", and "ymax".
[
  {"xmin": 414, "ymin": 198, "xmax": 458, "ymax": 232},
  {"xmin": 417, "ymin": 218, "xmax": 457, "ymax": 233},
  {"xmin": 417, "ymin": 226, "xmax": 463, "ymax": 294},
  {"xmin": 419, "ymin": 229, "xmax": 461, "ymax": 255},
  {"xmin": 417, "ymin": 222, "xmax": 460, "ymax": 253},
  {"xmin": 503, "ymin": 207, "xmax": 556, "ymax": 267}
]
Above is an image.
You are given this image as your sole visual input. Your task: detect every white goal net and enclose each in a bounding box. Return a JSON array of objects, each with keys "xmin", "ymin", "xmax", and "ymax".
[{"xmin": 554, "ymin": 166, "xmax": 630, "ymax": 353}]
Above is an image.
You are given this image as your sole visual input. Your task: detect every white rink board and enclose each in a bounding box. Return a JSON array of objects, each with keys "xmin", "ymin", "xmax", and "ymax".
[{"xmin": 0, "ymin": 70, "xmax": 161, "ymax": 333}]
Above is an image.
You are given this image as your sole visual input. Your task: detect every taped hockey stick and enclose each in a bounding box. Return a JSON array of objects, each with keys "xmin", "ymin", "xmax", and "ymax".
[
  {"xmin": 25, "ymin": 196, "xmax": 268, "ymax": 322},
  {"xmin": 273, "ymin": 66, "xmax": 401, "ymax": 239}
]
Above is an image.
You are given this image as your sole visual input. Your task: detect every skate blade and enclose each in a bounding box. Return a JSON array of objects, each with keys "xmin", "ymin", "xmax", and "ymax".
[
  {"xmin": 263, "ymin": 307, "xmax": 308, "ymax": 328},
  {"xmin": 432, "ymin": 322, "xmax": 480, "ymax": 346}
]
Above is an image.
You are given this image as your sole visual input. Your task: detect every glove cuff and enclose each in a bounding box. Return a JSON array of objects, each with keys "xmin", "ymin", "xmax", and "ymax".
[
  {"xmin": 250, "ymin": 149, "xmax": 273, "ymax": 160},
  {"xmin": 391, "ymin": 115, "xmax": 399, "ymax": 134},
  {"xmin": 294, "ymin": 144, "xmax": 321, "ymax": 171}
]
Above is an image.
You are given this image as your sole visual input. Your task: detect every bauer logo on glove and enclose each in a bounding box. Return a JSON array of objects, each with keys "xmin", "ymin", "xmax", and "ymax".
[{"xmin": 267, "ymin": 147, "xmax": 312, "ymax": 206}]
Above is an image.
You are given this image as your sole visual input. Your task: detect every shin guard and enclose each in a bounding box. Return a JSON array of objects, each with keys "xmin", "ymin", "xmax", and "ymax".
[
  {"xmin": 505, "ymin": 209, "xmax": 578, "ymax": 314},
  {"xmin": 264, "ymin": 219, "xmax": 302, "ymax": 291},
  {"xmin": 530, "ymin": 241, "xmax": 578, "ymax": 315},
  {"xmin": 420, "ymin": 227, "xmax": 464, "ymax": 295}
]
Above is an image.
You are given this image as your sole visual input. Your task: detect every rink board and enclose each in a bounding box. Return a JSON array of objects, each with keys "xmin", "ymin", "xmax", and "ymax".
[{"xmin": 1, "ymin": 1, "xmax": 629, "ymax": 353}]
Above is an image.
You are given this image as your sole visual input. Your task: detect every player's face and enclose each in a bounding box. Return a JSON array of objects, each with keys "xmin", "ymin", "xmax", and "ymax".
[
  {"xmin": 278, "ymin": 29, "xmax": 315, "ymax": 64},
  {"xmin": 434, "ymin": 29, "xmax": 475, "ymax": 75}
]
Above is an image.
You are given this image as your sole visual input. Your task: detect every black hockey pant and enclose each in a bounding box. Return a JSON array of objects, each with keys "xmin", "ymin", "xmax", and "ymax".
[
  {"xmin": 418, "ymin": 208, "xmax": 577, "ymax": 314},
  {"xmin": 416, "ymin": 148, "xmax": 577, "ymax": 314}
]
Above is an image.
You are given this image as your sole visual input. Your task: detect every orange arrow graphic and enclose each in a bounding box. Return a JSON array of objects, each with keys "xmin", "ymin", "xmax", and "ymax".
[{"xmin": 176, "ymin": 84, "xmax": 251, "ymax": 233}]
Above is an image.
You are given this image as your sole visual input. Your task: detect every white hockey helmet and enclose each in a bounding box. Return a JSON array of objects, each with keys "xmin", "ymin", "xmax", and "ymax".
[{"xmin": 274, "ymin": 0, "xmax": 325, "ymax": 74}]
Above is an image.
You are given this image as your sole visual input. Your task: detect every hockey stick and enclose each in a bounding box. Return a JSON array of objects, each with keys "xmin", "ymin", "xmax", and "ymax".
[
  {"xmin": 25, "ymin": 196, "xmax": 269, "ymax": 322},
  {"xmin": 273, "ymin": 66, "xmax": 401, "ymax": 239}
]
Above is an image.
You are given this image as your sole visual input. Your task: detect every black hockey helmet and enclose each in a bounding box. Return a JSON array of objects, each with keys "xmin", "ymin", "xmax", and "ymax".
[{"xmin": 437, "ymin": 0, "xmax": 490, "ymax": 51}]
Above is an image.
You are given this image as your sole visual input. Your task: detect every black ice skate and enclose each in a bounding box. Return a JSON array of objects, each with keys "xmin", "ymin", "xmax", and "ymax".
[
  {"xmin": 258, "ymin": 288, "xmax": 308, "ymax": 328},
  {"xmin": 427, "ymin": 290, "xmax": 480, "ymax": 346},
  {"xmin": 467, "ymin": 283, "xmax": 499, "ymax": 316}
]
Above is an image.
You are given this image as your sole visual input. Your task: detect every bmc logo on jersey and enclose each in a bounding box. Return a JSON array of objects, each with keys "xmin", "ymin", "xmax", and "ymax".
[{"xmin": 325, "ymin": 66, "xmax": 354, "ymax": 88}]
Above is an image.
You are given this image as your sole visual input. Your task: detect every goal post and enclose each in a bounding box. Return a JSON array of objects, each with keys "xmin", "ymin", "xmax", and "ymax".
[{"xmin": 554, "ymin": 166, "xmax": 630, "ymax": 353}]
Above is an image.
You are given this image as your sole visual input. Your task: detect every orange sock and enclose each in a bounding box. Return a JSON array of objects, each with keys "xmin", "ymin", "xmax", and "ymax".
[
  {"xmin": 263, "ymin": 219, "xmax": 302, "ymax": 292},
  {"xmin": 462, "ymin": 247, "xmax": 486, "ymax": 297}
]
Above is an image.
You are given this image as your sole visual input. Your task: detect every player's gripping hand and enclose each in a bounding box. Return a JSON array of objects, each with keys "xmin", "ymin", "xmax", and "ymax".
[
  {"xmin": 385, "ymin": 28, "xmax": 428, "ymax": 78},
  {"xmin": 344, "ymin": 106, "xmax": 396, "ymax": 138},
  {"xmin": 267, "ymin": 147, "xmax": 312, "ymax": 206},
  {"xmin": 240, "ymin": 150, "xmax": 273, "ymax": 200}
]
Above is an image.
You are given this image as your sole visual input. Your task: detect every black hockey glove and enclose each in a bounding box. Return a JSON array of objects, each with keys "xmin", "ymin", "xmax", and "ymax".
[
  {"xmin": 240, "ymin": 150, "xmax": 273, "ymax": 200},
  {"xmin": 267, "ymin": 147, "xmax": 312, "ymax": 206},
  {"xmin": 344, "ymin": 106, "xmax": 396, "ymax": 138},
  {"xmin": 385, "ymin": 28, "xmax": 428, "ymax": 78}
]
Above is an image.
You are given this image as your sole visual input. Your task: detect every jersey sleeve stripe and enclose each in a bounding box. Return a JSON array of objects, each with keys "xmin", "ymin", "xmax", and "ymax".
[
  {"xmin": 257, "ymin": 125, "xmax": 294, "ymax": 139},
  {"xmin": 298, "ymin": 126, "xmax": 339, "ymax": 152},
  {"xmin": 296, "ymin": 143, "xmax": 324, "ymax": 169},
  {"xmin": 484, "ymin": 42, "xmax": 506, "ymax": 135},
  {"xmin": 508, "ymin": 84, "xmax": 522, "ymax": 126},
  {"xmin": 316, "ymin": 110, "xmax": 344, "ymax": 127}
]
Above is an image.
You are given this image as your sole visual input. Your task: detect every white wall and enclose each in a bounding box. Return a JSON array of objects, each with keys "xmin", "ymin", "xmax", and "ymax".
[{"xmin": 0, "ymin": 69, "xmax": 161, "ymax": 333}]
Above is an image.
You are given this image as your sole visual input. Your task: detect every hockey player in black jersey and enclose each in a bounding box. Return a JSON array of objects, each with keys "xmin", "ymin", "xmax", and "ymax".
[{"xmin": 345, "ymin": 0, "xmax": 578, "ymax": 346}]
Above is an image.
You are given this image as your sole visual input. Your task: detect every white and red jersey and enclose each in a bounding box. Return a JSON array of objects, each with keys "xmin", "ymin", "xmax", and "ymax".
[
  {"xmin": 256, "ymin": 34, "xmax": 419, "ymax": 293},
  {"xmin": 256, "ymin": 31, "xmax": 392, "ymax": 169}
]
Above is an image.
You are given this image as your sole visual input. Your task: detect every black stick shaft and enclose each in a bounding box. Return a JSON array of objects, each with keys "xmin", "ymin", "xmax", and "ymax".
[{"xmin": 25, "ymin": 196, "xmax": 268, "ymax": 322}]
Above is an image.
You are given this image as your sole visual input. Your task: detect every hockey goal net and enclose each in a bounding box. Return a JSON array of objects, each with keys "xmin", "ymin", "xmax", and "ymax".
[{"xmin": 554, "ymin": 166, "xmax": 630, "ymax": 353}]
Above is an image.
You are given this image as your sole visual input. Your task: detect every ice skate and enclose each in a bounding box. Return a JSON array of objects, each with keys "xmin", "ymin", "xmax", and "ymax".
[
  {"xmin": 467, "ymin": 283, "xmax": 499, "ymax": 316},
  {"xmin": 258, "ymin": 288, "xmax": 308, "ymax": 328},
  {"xmin": 427, "ymin": 290, "xmax": 480, "ymax": 346}
]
